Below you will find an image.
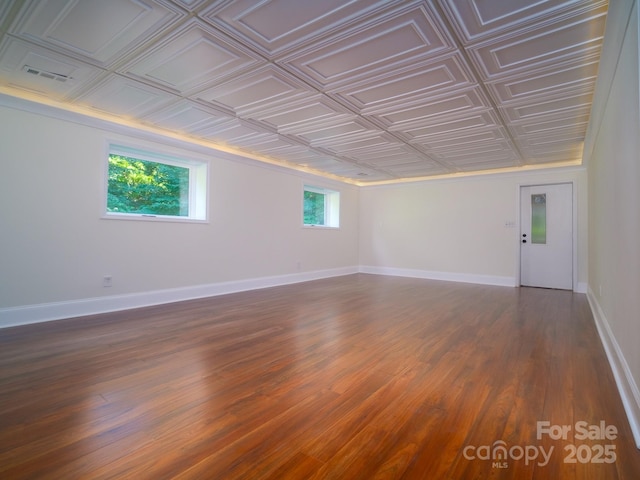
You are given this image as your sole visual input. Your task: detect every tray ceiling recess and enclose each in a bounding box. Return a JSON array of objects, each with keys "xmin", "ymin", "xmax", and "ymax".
[{"xmin": 0, "ymin": 0, "xmax": 608, "ymax": 185}]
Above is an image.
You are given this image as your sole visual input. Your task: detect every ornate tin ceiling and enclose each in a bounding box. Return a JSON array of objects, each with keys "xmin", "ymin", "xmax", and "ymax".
[{"xmin": 0, "ymin": 0, "xmax": 608, "ymax": 184}]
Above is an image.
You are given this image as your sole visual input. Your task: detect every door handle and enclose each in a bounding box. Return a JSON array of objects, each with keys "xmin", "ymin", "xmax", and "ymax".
[{"xmin": 522, "ymin": 239, "xmax": 527, "ymax": 243}]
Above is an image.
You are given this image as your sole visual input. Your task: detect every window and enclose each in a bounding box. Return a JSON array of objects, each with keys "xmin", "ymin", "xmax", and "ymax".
[
  {"xmin": 303, "ymin": 185, "xmax": 339, "ymax": 228},
  {"xmin": 105, "ymin": 145, "xmax": 207, "ymax": 222},
  {"xmin": 531, "ymin": 193, "xmax": 547, "ymax": 244}
]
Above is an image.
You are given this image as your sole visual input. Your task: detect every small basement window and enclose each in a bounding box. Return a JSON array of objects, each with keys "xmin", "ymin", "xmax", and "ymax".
[
  {"xmin": 105, "ymin": 145, "xmax": 207, "ymax": 222},
  {"xmin": 303, "ymin": 185, "xmax": 340, "ymax": 228}
]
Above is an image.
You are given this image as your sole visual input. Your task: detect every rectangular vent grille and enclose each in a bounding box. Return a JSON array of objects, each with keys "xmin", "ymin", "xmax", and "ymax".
[{"xmin": 22, "ymin": 65, "xmax": 70, "ymax": 82}]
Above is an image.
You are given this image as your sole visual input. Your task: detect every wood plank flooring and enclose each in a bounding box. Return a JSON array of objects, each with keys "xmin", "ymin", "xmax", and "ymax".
[{"xmin": 1, "ymin": 274, "xmax": 639, "ymax": 479}]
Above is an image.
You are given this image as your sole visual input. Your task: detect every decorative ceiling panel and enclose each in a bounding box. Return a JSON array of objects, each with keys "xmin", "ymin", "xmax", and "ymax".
[
  {"xmin": 486, "ymin": 59, "xmax": 600, "ymax": 104},
  {"xmin": 329, "ymin": 53, "xmax": 475, "ymax": 113},
  {"xmin": 353, "ymin": 148, "xmax": 440, "ymax": 169},
  {"xmin": 287, "ymin": 117, "xmax": 379, "ymax": 145},
  {"xmin": 309, "ymin": 132, "xmax": 401, "ymax": 156},
  {"xmin": 247, "ymin": 96, "xmax": 352, "ymax": 133},
  {"xmin": 378, "ymin": 87, "xmax": 492, "ymax": 130},
  {"xmin": 0, "ymin": 0, "xmax": 608, "ymax": 184},
  {"xmin": 413, "ymin": 127, "xmax": 510, "ymax": 151},
  {"xmin": 201, "ymin": 0, "xmax": 393, "ymax": 57},
  {"xmin": 439, "ymin": 0, "xmax": 605, "ymax": 43},
  {"xmin": 194, "ymin": 65, "xmax": 312, "ymax": 115},
  {"xmin": 0, "ymin": 37, "xmax": 103, "ymax": 99},
  {"xmin": 397, "ymin": 111, "xmax": 504, "ymax": 142},
  {"xmin": 508, "ymin": 113, "xmax": 592, "ymax": 136},
  {"xmin": 76, "ymin": 75, "xmax": 178, "ymax": 118},
  {"xmin": 195, "ymin": 118, "xmax": 273, "ymax": 145},
  {"xmin": 430, "ymin": 139, "xmax": 520, "ymax": 161},
  {"xmin": 141, "ymin": 100, "xmax": 229, "ymax": 135},
  {"xmin": 10, "ymin": 0, "xmax": 185, "ymax": 68},
  {"xmin": 500, "ymin": 91, "xmax": 594, "ymax": 122},
  {"xmin": 121, "ymin": 19, "xmax": 265, "ymax": 95},
  {"xmin": 466, "ymin": 5, "xmax": 607, "ymax": 80},
  {"xmin": 382, "ymin": 162, "xmax": 449, "ymax": 177},
  {"xmin": 279, "ymin": 1, "xmax": 454, "ymax": 89}
]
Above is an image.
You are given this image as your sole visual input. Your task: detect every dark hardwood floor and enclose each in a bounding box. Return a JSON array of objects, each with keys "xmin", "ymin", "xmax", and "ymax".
[{"xmin": 1, "ymin": 274, "xmax": 639, "ymax": 479}]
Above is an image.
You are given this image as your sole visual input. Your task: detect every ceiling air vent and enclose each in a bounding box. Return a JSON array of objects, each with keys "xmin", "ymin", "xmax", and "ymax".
[{"xmin": 22, "ymin": 65, "xmax": 71, "ymax": 82}]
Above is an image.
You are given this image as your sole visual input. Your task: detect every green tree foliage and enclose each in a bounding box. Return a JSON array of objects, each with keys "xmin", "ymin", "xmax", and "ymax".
[
  {"xmin": 107, "ymin": 155, "xmax": 189, "ymax": 216},
  {"xmin": 304, "ymin": 190, "xmax": 325, "ymax": 225}
]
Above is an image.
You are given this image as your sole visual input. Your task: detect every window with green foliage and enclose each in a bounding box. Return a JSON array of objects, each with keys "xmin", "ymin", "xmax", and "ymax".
[
  {"xmin": 105, "ymin": 145, "xmax": 207, "ymax": 221},
  {"xmin": 303, "ymin": 185, "xmax": 339, "ymax": 228}
]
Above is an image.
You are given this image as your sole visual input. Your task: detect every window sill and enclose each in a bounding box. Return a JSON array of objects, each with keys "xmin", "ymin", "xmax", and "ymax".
[
  {"xmin": 303, "ymin": 224, "xmax": 340, "ymax": 230},
  {"xmin": 102, "ymin": 213, "xmax": 208, "ymax": 224}
]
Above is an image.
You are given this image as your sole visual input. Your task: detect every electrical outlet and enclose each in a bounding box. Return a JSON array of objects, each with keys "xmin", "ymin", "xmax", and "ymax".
[{"xmin": 103, "ymin": 275, "xmax": 113, "ymax": 288}]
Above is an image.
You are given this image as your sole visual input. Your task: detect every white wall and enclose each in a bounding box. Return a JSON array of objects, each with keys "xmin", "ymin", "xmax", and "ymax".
[
  {"xmin": 585, "ymin": 0, "xmax": 640, "ymax": 446},
  {"xmin": 0, "ymin": 100, "xmax": 359, "ymax": 324},
  {"xmin": 359, "ymin": 169, "xmax": 588, "ymax": 288}
]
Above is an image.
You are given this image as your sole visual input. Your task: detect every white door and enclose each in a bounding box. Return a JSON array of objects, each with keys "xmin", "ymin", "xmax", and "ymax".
[{"xmin": 520, "ymin": 183, "xmax": 573, "ymax": 290}]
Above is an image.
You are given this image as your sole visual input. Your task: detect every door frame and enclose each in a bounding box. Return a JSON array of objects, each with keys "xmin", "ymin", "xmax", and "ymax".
[{"xmin": 515, "ymin": 181, "xmax": 578, "ymax": 291}]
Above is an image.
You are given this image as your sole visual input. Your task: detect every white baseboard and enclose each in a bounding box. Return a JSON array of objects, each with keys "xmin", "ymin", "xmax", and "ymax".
[
  {"xmin": 587, "ymin": 287, "xmax": 640, "ymax": 449},
  {"xmin": 359, "ymin": 265, "xmax": 517, "ymax": 287},
  {"xmin": 0, "ymin": 266, "xmax": 358, "ymax": 329}
]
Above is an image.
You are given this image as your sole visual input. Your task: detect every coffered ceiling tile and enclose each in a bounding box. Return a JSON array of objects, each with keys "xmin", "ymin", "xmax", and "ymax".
[
  {"xmin": 76, "ymin": 74, "xmax": 178, "ymax": 118},
  {"xmin": 201, "ymin": 0, "xmax": 393, "ymax": 57},
  {"xmin": 382, "ymin": 161, "xmax": 449, "ymax": 177},
  {"xmin": 288, "ymin": 117, "xmax": 378, "ymax": 146},
  {"xmin": 194, "ymin": 65, "xmax": 313, "ymax": 115},
  {"xmin": 467, "ymin": 5, "xmax": 607, "ymax": 80},
  {"xmin": 439, "ymin": 0, "xmax": 604, "ymax": 43},
  {"xmin": 194, "ymin": 118, "xmax": 274, "ymax": 146},
  {"xmin": 0, "ymin": 0, "xmax": 609, "ymax": 183},
  {"xmin": 234, "ymin": 134, "xmax": 305, "ymax": 153},
  {"xmin": 295, "ymin": 154, "xmax": 353, "ymax": 170},
  {"xmin": 121, "ymin": 19, "xmax": 264, "ymax": 95},
  {"xmin": 263, "ymin": 147, "xmax": 328, "ymax": 166},
  {"xmin": 310, "ymin": 132, "xmax": 400, "ymax": 156},
  {"xmin": 500, "ymin": 91, "xmax": 593, "ymax": 122},
  {"xmin": 508, "ymin": 112, "xmax": 591, "ymax": 137},
  {"xmin": 518, "ymin": 133, "xmax": 585, "ymax": 153},
  {"xmin": 330, "ymin": 53, "xmax": 474, "ymax": 113},
  {"xmin": 0, "ymin": 1, "xmax": 17, "ymax": 30},
  {"xmin": 395, "ymin": 110, "xmax": 502, "ymax": 142},
  {"xmin": 447, "ymin": 157, "xmax": 520, "ymax": 172},
  {"xmin": 280, "ymin": 1, "xmax": 453, "ymax": 88},
  {"xmin": 485, "ymin": 58, "xmax": 599, "ymax": 104},
  {"xmin": 440, "ymin": 150, "xmax": 521, "ymax": 168},
  {"xmin": 141, "ymin": 100, "xmax": 230, "ymax": 135},
  {"xmin": 429, "ymin": 140, "xmax": 520, "ymax": 162},
  {"xmin": 521, "ymin": 141, "xmax": 584, "ymax": 162},
  {"xmin": 375, "ymin": 87, "xmax": 491, "ymax": 130},
  {"xmin": 247, "ymin": 96, "xmax": 352, "ymax": 133},
  {"xmin": 347, "ymin": 146, "xmax": 433, "ymax": 167},
  {"xmin": 9, "ymin": 0, "xmax": 184, "ymax": 68},
  {"xmin": 410, "ymin": 126, "xmax": 509, "ymax": 151},
  {"xmin": 318, "ymin": 160, "xmax": 382, "ymax": 178},
  {"xmin": 0, "ymin": 37, "xmax": 103, "ymax": 99},
  {"xmin": 298, "ymin": 155, "xmax": 393, "ymax": 182}
]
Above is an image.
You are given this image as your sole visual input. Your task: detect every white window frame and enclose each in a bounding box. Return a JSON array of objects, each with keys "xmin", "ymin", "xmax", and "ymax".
[
  {"xmin": 104, "ymin": 143, "xmax": 208, "ymax": 223},
  {"xmin": 303, "ymin": 184, "xmax": 340, "ymax": 228}
]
